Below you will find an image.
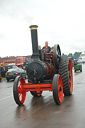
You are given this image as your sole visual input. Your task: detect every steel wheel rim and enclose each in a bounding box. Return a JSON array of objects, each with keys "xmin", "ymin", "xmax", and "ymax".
[
  {"xmin": 18, "ymin": 78, "xmax": 26, "ymax": 103},
  {"xmin": 68, "ymin": 59, "xmax": 73, "ymax": 93},
  {"xmin": 58, "ymin": 76, "xmax": 63, "ymax": 103}
]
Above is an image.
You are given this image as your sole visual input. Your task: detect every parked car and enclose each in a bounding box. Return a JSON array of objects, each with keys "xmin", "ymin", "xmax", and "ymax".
[{"xmin": 5, "ymin": 66, "xmax": 26, "ymax": 81}]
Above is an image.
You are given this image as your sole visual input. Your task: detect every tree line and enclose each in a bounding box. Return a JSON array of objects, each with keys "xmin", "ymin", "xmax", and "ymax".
[{"xmin": 62, "ymin": 52, "xmax": 82, "ymax": 59}]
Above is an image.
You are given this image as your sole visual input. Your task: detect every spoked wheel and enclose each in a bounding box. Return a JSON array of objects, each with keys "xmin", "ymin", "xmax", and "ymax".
[
  {"xmin": 53, "ymin": 74, "xmax": 63, "ymax": 105},
  {"xmin": 53, "ymin": 44, "xmax": 61, "ymax": 69},
  {"xmin": 59, "ymin": 58, "xmax": 73, "ymax": 96},
  {"xmin": 30, "ymin": 91, "xmax": 42, "ymax": 97},
  {"xmin": 13, "ymin": 76, "xmax": 26, "ymax": 106}
]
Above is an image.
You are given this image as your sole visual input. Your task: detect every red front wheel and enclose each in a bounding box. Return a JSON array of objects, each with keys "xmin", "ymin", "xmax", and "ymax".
[
  {"xmin": 53, "ymin": 74, "xmax": 63, "ymax": 105},
  {"xmin": 59, "ymin": 58, "xmax": 73, "ymax": 96},
  {"xmin": 13, "ymin": 76, "xmax": 26, "ymax": 106}
]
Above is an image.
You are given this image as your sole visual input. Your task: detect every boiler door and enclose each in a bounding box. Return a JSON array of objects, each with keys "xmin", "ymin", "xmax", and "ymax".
[{"xmin": 27, "ymin": 61, "xmax": 47, "ymax": 81}]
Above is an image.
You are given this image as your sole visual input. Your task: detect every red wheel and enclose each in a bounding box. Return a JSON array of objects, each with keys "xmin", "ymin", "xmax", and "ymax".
[
  {"xmin": 13, "ymin": 76, "xmax": 26, "ymax": 106},
  {"xmin": 59, "ymin": 58, "xmax": 73, "ymax": 96},
  {"xmin": 53, "ymin": 74, "xmax": 63, "ymax": 105},
  {"xmin": 68, "ymin": 59, "xmax": 73, "ymax": 94}
]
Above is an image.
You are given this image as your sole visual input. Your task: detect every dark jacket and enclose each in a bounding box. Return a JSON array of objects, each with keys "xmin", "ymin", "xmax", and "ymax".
[{"xmin": 42, "ymin": 46, "xmax": 51, "ymax": 53}]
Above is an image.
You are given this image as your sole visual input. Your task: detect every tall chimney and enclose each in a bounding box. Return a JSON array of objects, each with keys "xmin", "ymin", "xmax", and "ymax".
[{"xmin": 29, "ymin": 25, "xmax": 39, "ymax": 60}]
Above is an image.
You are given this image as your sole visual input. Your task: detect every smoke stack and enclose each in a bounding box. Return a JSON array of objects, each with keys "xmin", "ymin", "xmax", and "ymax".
[{"xmin": 29, "ymin": 25, "xmax": 39, "ymax": 60}]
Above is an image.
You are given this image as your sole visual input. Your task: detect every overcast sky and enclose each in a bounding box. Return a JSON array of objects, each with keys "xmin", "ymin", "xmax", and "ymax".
[{"xmin": 0, "ymin": 0, "xmax": 85, "ymax": 57}]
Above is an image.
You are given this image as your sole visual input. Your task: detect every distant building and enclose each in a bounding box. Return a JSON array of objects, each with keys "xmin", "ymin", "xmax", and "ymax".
[
  {"xmin": 79, "ymin": 53, "xmax": 85, "ymax": 62},
  {"xmin": 0, "ymin": 56, "xmax": 31, "ymax": 64}
]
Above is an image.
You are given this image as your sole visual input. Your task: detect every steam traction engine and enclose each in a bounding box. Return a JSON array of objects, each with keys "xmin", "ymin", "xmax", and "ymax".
[{"xmin": 13, "ymin": 25, "xmax": 73, "ymax": 106}]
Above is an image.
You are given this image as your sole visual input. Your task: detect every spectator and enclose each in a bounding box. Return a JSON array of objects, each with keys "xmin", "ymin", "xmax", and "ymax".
[
  {"xmin": 38, "ymin": 45, "xmax": 42, "ymax": 60},
  {"xmin": 50, "ymin": 46, "xmax": 54, "ymax": 53},
  {"xmin": 38, "ymin": 45, "xmax": 41, "ymax": 50}
]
